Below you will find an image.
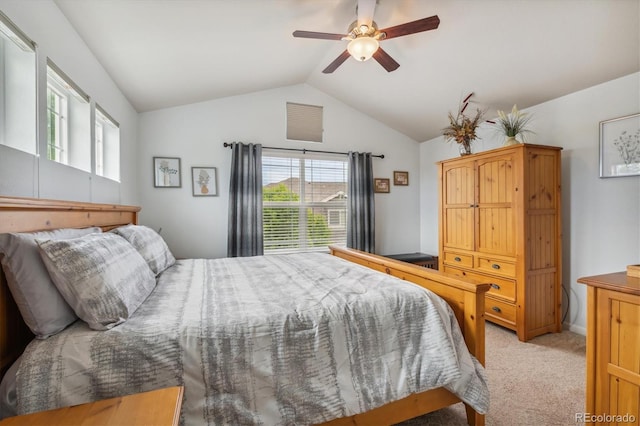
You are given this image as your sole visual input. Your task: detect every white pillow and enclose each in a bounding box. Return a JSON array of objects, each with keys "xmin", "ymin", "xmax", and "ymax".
[
  {"xmin": 37, "ymin": 233, "xmax": 156, "ymax": 331},
  {"xmin": 111, "ymin": 224, "xmax": 175, "ymax": 275},
  {"xmin": 0, "ymin": 227, "xmax": 101, "ymax": 338}
]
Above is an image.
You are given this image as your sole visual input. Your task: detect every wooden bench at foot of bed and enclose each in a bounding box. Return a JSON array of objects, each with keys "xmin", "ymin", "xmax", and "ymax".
[{"xmin": 327, "ymin": 245, "xmax": 490, "ymax": 426}]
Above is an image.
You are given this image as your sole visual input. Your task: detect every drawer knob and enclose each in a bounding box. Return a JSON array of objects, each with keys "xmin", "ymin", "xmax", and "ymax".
[
  {"xmin": 454, "ymin": 257, "xmax": 461, "ymax": 262},
  {"xmin": 492, "ymin": 263, "xmax": 501, "ymax": 269},
  {"xmin": 490, "ymin": 283, "xmax": 501, "ymax": 290},
  {"xmin": 491, "ymin": 306, "xmax": 502, "ymax": 313}
]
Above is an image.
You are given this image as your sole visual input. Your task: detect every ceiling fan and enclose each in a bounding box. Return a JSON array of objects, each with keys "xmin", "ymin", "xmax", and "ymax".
[{"xmin": 293, "ymin": 0, "xmax": 440, "ymax": 73}]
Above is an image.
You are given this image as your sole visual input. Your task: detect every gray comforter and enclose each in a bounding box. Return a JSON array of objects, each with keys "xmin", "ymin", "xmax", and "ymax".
[{"xmin": 16, "ymin": 253, "xmax": 489, "ymax": 424}]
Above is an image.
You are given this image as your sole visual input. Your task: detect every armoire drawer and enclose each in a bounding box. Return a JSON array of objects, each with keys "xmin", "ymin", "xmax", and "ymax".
[
  {"xmin": 443, "ymin": 251, "xmax": 473, "ymax": 268},
  {"xmin": 443, "ymin": 266, "xmax": 516, "ymax": 302},
  {"xmin": 485, "ymin": 297, "xmax": 516, "ymax": 325},
  {"xmin": 476, "ymin": 256, "xmax": 516, "ymax": 277}
]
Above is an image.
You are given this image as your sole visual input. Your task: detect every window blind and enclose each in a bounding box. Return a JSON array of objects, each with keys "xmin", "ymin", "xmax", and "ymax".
[
  {"xmin": 263, "ymin": 153, "xmax": 347, "ymax": 254},
  {"xmin": 286, "ymin": 102, "xmax": 323, "ymax": 143}
]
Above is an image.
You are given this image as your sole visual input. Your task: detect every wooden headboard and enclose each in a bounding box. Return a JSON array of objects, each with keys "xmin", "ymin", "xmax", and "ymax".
[{"xmin": 0, "ymin": 196, "xmax": 140, "ymax": 377}]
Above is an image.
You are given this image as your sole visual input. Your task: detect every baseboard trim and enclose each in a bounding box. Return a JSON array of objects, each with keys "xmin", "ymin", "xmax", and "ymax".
[{"xmin": 563, "ymin": 322, "xmax": 586, "ymax": 336}]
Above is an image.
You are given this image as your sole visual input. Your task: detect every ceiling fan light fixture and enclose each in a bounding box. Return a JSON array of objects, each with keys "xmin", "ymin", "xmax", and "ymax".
[
  {"xmin": 347, "ymin": 36, "xmax": 379, "ymax": 62},
  {"xmin": 294, "ymin": 10, "xmax": 440, "ymax": 73}
]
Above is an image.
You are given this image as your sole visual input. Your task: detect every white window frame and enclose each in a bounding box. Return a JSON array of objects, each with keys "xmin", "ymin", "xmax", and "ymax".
[
  {"xmin": 46, "ymin": 60, "xmax": 90, "ymax": 171},
  {"xmin": 46, "ymin": 83, "xmax": 68, "ymax": 164},
  {"xmin": 94, "ymin": 103, "xmax": 120, "ymax": 181},
  {"xmin": 95, "ymin": 119, "xmax": 104, "ymax": 176}
]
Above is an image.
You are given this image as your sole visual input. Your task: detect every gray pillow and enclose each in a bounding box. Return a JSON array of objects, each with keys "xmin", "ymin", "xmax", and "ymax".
[
  {"xmin": 37, "ymin": 233, "xmax": 156, "ymax": 331},
  {"xmin": 0, "ymin": 227, "xmax": 102, "ymax": 338},
  {"xmin": 111, "ymin": 224, "xmax": 175, "ymax": 275}
]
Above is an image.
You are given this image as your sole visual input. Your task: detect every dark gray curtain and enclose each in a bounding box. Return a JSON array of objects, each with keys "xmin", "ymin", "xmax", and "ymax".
[
  {"xmin": 347, "ymin": 152, "xmax": 375, "ymax": 253},
  {"xmin": 227, "ymin": 142, "xmax": 263, "ymax": 257}
]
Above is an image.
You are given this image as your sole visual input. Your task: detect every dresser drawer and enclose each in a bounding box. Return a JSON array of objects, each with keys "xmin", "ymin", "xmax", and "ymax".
[
  {"xmin": 443, "ymin": 251, "xmax": 473, "ymax": 268},
  {"xmin": 485, "ymin": 297, "xmax": 516, "ymax": 326},
  {"xmin": 443, "ymin": 266, "xmax": 516, "ymax": 302},
  {"xmin": 476, "ymin": 256, "xmax": 516, "ymax": 277}
]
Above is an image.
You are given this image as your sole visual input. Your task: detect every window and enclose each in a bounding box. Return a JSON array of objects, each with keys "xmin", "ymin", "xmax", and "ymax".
[
  {"xmin": 95, "ymin": 104, "xmax": 120, "ymax": 181},
  {"xmin": 327, "ymin": 208, "xmax": 346, "ymax": 227},
  {"xmin": 286, "ymin": 102, "xmax": 323, "ymax": 143},
  {"xmin": 47, "ymin": 85, "xmax": 67, "ymax": 163},
  {"xmin": 0, "ymin": 11, "xmax": 36, "ymax": 154},
  {"xmin": 95, "ymin": 120, "xmax": 104, "ymax": 176},
  {"xmin": 263, "ymin": 153, "xmax": 347, "ymax": 254},
  {"xmin": 46, "ymin": 60, "xmax": 90, "ymax": 171}
]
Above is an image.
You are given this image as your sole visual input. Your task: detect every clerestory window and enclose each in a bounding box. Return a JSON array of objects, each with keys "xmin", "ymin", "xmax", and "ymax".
[
  {"xmin": 46, "ymin": 60, "xmax": 90, "ymax": 171},
  {"xmin": 0, "ymin": 11, "xmax": 36, "ymax": 154},
  {"xmin": 95, "ymin": 104, "xmax": 120, "ymax": 181}
]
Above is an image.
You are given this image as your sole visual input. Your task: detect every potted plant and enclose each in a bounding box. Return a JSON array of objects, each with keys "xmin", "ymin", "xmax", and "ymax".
[
  {"xmin": 442, "ymin": 102, "xmax": 484, "ymax": 156},
  {"xmin": 494, "ymin": 104, "xmax": 533, "ymax": 145}
]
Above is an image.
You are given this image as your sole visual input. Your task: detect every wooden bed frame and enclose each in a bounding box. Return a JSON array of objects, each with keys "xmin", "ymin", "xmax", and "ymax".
[{"xmin": 0, "ymin": 196, "xmax": 490, "ymax": 426}]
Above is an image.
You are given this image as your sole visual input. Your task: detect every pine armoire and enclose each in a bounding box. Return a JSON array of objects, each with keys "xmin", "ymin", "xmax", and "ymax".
[{"xmin": 437, "ymin": 143, "xmax": 562, "ymax": 341}]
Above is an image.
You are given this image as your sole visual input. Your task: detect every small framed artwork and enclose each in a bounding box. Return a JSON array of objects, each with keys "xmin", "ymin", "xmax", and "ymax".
[
  {"xmin": 153, "ymin": 157, "xmax": 181, "ymax": 188},
  {"xmin": 394, "ymin": 171, "xmax": 409, "ymax": 186},
  {"xmin": 599, "ymin": 113, "xmax": 640, "ymax": 178},
  {"xmin": 374, "ymin": 178, "xmax": 390, "ymax": 193},
  {"xmin": 192, "ymin": 166, "xmax": 218, "ymax": 197}
]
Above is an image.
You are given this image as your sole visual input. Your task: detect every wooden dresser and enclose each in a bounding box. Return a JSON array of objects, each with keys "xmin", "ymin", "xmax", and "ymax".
[
  {"xmin": 438, "ymin": 144, "xmax": 562, "ymax": 341},
  {"xmin": 578, "ymin": 272, "xmax": 639, "ymax": 425}
]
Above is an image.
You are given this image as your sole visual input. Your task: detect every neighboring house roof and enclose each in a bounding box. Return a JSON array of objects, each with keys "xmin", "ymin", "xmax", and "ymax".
[{"xmin": 264, "ymin": 178, "xmax": 346, "ymax": 203}]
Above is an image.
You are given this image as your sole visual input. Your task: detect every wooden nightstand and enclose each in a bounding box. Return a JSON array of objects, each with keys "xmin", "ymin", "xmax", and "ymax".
[{"xmin": 0, "ymin": 386, "xmax": 183, "ymax": 425}]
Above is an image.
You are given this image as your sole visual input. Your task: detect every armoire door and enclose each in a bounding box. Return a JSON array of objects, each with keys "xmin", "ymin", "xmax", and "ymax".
[
  {"xmin": 441, "ymin": 159, "xmax": 476, "ymax": 251},
  {"xmin": 475, "ymin": 153, "xmax": 516, "ymax": 256}
]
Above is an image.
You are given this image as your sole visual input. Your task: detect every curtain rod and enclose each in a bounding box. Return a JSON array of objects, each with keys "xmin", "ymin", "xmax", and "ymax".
[{"xmin": 223, "ymin": 142, "xmax": 384, "ymax": 159}]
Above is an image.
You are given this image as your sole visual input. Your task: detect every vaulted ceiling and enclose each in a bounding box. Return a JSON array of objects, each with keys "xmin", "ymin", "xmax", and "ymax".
[{"xmin": 54, "ymin": 0, "xmax": 640, "ymax": 142}]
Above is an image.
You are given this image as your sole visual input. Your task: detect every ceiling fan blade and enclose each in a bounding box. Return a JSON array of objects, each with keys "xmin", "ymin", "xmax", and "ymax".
[
  {"xmin": 357, "ymin": 0, "xmax": 377, "ymax": 27},
  {"xmin": 293, "ymin": 30, "xmax": 345, "ymax": 40},
  {"xmin": 372, "ymin": 47, "xmax": 400, "ymax": 72},
  {"xmin": 379, "ymin": 15, "xmax": 440, "ymax": 40},
  {"xmin": 322, "ymin": 50, "xmax": 351, "ymax": 74}
]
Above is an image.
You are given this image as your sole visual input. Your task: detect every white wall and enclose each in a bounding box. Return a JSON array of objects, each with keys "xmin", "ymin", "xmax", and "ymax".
[
  {"xmin": 419, "ymin": 72, "xmax": 640, "ymax": 334},
  {"xmin": 138, "ymin": 84, "xmax": 421, "ymax": 259},
  {"xmin": 0, "ymin": 0, "xmax": 139, "ymax": 204}
]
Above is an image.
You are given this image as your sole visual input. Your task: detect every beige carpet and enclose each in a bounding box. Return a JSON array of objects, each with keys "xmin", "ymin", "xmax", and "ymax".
[{"xmin": 397, "ymin": 323, "xmax": 586, "ymax": 426}]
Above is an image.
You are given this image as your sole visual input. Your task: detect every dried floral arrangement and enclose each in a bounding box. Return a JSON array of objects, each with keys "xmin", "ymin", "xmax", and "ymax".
[{"xmin": 442, "ymin": 93, "xmax": 484, "ymax": 154}]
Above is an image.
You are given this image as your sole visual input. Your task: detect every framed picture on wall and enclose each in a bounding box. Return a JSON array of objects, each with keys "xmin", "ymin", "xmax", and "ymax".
[
  {"xmin": 599, "ymin": 113, "xmax": 640, "ymax": 178},
  {"xmin": 374, "ymin": 178, "xmax": 390, "ymax": 193},
  {"xmin": 191, "ymin": 166, "xmax": 218, "ymax": 196},
  {"xmin": 153, "ymin": 157, "xmax": 182, "ymax": 187},
  {"xmin": 393, "ymin": 171, "xmax": 409, "ymax": 186}
]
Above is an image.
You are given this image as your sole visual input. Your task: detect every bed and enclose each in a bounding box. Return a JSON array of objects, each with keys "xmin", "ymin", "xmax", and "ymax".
[{"xmin": 0, "ymin": 196, "xmax": 490, "ymax": 425}]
